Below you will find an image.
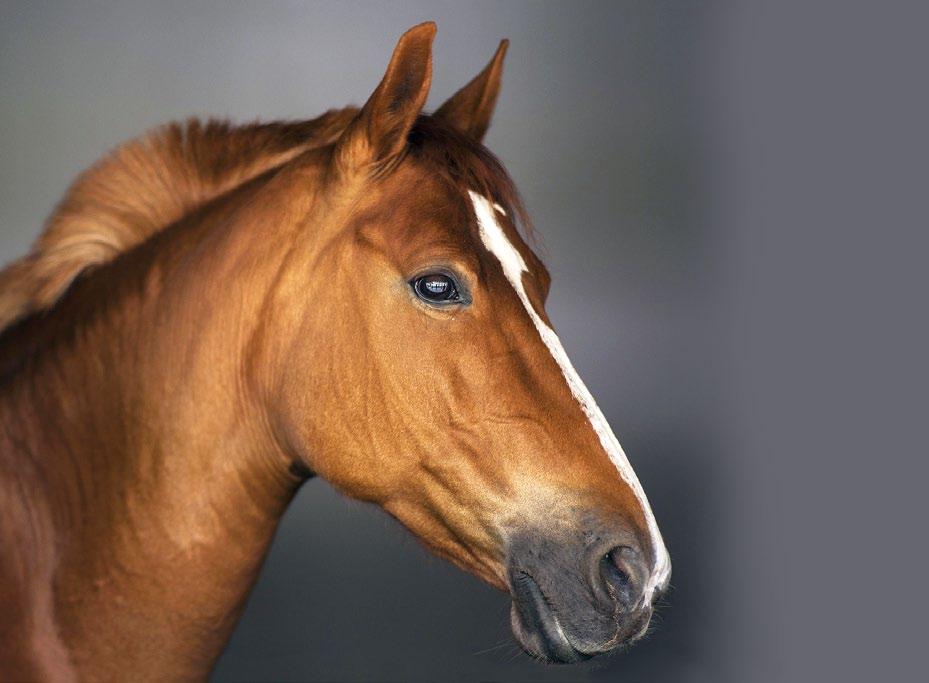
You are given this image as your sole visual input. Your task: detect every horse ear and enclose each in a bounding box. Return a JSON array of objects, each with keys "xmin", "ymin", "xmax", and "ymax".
[
  {"xmin": 434, "ymin": 39, "xmax": 508, "ymax": 141},
  {"xmin": 335, "ymin": 22, "xmax": 436, "ymax": 174}
]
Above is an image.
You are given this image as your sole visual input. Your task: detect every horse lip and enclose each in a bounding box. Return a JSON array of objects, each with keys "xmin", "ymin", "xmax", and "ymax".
[{"xmin": 510, "ymin": 570, "xmax": 591, "ymax": 664}]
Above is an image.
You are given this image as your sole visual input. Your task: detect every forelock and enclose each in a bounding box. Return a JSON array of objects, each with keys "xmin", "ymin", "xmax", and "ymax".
[{"xmin": 407, "ymin": 115, "xmax": 535, "ymax": 244}]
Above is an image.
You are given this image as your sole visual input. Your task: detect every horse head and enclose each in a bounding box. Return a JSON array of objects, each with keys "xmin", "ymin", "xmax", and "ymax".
[{"xmin": 255, "ymin": 23, "xmax": 670, "ymax": 662}]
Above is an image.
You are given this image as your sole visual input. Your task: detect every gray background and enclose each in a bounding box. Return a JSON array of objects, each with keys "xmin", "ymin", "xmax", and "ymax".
[{"xmin": 2, "ymin": 2, "xmax": 926, "ymax": 681}]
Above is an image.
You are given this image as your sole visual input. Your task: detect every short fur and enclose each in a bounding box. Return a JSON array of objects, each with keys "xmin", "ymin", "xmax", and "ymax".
[
  {"xmin": 0, "ymin": 112, "xmax": 538, "ymax": 337},
  {"xmin": 0, "ymin": 23, "xmax": 667, "ymax": 680},
  {"xmin": 0, "ymin": 111, "xmax": 356, "ymax": 332}
]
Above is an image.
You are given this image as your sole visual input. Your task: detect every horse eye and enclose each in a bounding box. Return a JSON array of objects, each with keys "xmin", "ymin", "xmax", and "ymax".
[{"xmin": 413, "ymin": 274, "xmax": 461, "ymax": 303}]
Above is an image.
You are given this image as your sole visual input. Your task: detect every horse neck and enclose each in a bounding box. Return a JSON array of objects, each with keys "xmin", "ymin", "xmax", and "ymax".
[{"xmin": 0, "ymin": 165, "xmax": 318, "ymax": 679}]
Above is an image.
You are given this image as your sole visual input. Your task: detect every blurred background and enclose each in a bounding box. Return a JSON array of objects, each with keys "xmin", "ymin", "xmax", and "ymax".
[{"xmin": 2, "ymin": 2, "xmax": 926, "ymax": 681}]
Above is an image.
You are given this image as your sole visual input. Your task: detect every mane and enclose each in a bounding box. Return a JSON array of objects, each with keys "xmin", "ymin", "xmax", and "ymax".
[
  {"xmin": 0, "ymin": 108, "xmax": 358, "ymax": 332},
  {"xmin": 0, "ymin": 110, "xmax": 532, "ymax": 335}
]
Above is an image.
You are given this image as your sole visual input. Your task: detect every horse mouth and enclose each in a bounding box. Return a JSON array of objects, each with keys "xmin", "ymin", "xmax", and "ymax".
[{"xmin": 509, "ymin": 571, "xmax": 591, "ymax": 664}]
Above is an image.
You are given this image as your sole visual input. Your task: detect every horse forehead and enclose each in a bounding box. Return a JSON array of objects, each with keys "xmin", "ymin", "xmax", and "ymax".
[
  {"xmin": 469, "ymin": 192, "xmax": 525, "ymax": 272},
  {"xmin": 356, "ymin": 173, "xmax": 531, "ymax": 278},
  {"xmin": 464, "ymin": 192, "xmax": 548, "ymax": 300}
]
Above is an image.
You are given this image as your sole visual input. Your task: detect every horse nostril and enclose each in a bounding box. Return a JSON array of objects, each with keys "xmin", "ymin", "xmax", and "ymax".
[
  {"xmin": 602, "ymin": 546, "xmax": 633, "ymax": 587},
  {"xmin": 600, "ymin": 545, "xmax": 645, "ymax": 608}
]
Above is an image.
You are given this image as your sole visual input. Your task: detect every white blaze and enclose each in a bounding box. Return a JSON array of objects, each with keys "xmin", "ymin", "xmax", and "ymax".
[{"xmin": 469, "ymin": 190, "xmax": 670, "ymax": 604}]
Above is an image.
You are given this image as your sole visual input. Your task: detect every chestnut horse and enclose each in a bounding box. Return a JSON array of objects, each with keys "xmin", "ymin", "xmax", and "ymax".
[{"xmin": 0, "ymin": 23, "xmax": 670, "ymax": 680}]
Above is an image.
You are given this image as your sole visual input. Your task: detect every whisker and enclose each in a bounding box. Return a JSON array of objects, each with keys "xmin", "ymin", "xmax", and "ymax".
[{"xmin": 472, "ymin": 639, "xmax": 513, "ymax": 656}]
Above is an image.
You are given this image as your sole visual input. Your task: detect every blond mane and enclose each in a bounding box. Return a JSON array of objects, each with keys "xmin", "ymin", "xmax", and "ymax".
[{"xmin": 0, "ymin": 108, "xmax": 358, "ymax": 332}]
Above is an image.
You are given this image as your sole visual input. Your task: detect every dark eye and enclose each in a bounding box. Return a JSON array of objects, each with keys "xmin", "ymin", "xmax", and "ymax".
[{"xmin": 412, "ymin": 273, "xmax": 461, "ymax": 304}]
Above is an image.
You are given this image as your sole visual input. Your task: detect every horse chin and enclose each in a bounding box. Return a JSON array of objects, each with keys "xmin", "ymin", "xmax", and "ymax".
[{"xmin": 508, "ymin": 572, "xmax": 591, "ymax": 664}]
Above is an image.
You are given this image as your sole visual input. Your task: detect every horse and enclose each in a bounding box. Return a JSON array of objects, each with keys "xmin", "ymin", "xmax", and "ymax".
[{"xmin": 0, "ymin": 22, "xmax": 670, "ymax": 680}]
